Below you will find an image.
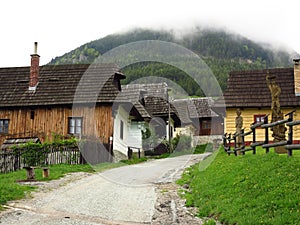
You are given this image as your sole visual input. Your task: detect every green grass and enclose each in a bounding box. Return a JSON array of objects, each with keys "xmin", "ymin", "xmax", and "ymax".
[
  {"xmin": 177, "ymin": 148, "xmax": 300, "ymax": 225},
  {"xmin": 120, "ymin": 156, "xmax": 148, "ymax": 165},
  {"xmin": 0, "ymin": 163, "xmax": 95, "ymax": 210},
  {"xmin": 0, "ymin": 157, "xmax": 154, "ymax": 210}
]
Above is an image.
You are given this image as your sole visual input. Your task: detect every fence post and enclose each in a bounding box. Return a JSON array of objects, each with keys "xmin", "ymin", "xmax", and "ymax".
[
  {"xmin": 252, "ymin": 125, "xmax": 256, "ymax": 154},
  {"xmin": 223, "ymin": 133, "xmax": 227, "ymax": 152},
  {"xmin": 241, "ymin": 129, "xmax": 245, "ymax": 155},
  {"xmin": 287, "ymin": 112, "xmax": 293, "ymax": 145},
  {"xmin": 228, "ymin": 133, "xmax": 232, "ymax": 156},
  {"xmin": 264, "ymin": 115, "xmax": 269, "ymax": 153},
  {"xmin": 233, "ymin": 133, "xmax": 237, "ymax": 156}
]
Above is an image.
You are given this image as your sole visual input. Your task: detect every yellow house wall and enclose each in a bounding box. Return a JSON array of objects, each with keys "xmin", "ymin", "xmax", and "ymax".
[{"xmin": 225, "ymin": 107, "xmax": 300, "ymax": 142}]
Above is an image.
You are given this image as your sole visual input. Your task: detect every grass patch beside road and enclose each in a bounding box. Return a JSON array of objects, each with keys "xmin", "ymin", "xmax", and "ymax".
[
  {"xmin": 0, "ymin": 157, "xmax": 157, "ymax": 210},
  {"xmin": 177, "ymin": 148, "xmax": 300, "ymax": 225},
  {"xmin": 0, "ymin": 163, "xmax": 94, "ymax": 210}
]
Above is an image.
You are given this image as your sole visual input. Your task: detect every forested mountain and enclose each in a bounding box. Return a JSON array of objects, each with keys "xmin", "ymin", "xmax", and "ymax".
[{"xmin": 49, "ymin": 28, "xmax": 298, "ymax": 96}]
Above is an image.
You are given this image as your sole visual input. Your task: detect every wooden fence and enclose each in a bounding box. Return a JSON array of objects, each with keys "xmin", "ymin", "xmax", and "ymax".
[
  {"xmin": 0, "ymin": 146, "xmax": 84, "ymax": 173},
  {"xmin": 223, "ymin": 110, "xmax": 300, "ymax": 156}
]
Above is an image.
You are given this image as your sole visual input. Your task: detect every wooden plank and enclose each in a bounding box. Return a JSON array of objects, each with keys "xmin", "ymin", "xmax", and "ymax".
[
  {"xmin": 285, "ymin": 144, "xmax": 300, "ymax": 150},
  {"xmin": 261, "ymin": 119, "xmax": 290, "ymax": 128},
  {"xmin": 262, "ymin": 141, "xmax": 288, "ymax": 148},
  {"xmin": 286, "ymin": 120, "xmax": 300, "ymax": 126}
]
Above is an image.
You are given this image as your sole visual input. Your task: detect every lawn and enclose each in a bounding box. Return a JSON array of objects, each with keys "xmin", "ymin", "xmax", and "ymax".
[{"xmin": 177, "ymin": 148, "xmax": 300, "ymax": 225}]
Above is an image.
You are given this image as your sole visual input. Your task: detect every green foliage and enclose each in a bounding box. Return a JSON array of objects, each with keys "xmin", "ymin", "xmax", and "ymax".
[
  {"xmin": 172, "ymin": 134, "xmax": 192, "ymax": 152},
  {"xmin": 194, "ymin": 143, "xmax": 213, "ymax": 154},
  {"xmin": 203, "ymin": 219, "xmax": 216, "ymax": 225},
  {"xmin": 177, "ymin": 149, "xmax": 300, "ymax": 225},
  {"xmin": 48, "ymin": 28, "xmax": 296, "ymax": 96},
  {"xmin": 12, "ymin": 136, "xmax": 79, "ymax": 167},
  {"xmin": 141, "ymin": 123, "xmax": 161, "ymax": 151},
  {"xmin": 120, "ymin": 157, "xmax": 148, "ymax": 165}
]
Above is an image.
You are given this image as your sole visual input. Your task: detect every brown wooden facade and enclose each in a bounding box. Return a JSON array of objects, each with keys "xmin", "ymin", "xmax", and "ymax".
[
  {"xmin": 0, "ymin": 104, "xmax": 114, "ymax": 145},
  {"xmin": 0, "ymin": 61, "xmax": 124, "ymax": 148}
]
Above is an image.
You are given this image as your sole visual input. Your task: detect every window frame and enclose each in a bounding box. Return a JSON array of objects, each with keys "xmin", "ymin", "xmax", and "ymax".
[
  {"xmin": 68, "ymin": 117, "xmax": 83, "ymax": 135},
  {"xmin": 202, "ymin": 120, "xmax": 211, "ymax": 129},
  {"xmin": 0, "ymin": 119, "xmax": 9, "ymax": 134},
  {"xmin": 254, "ymin": 114, "xmax": 266, "ymax": 124}
]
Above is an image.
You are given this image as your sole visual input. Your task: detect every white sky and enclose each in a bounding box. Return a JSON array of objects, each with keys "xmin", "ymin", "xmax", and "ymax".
[{"xmin": 0, "ymin": 0, "xmax": 299, "ymax": 67}]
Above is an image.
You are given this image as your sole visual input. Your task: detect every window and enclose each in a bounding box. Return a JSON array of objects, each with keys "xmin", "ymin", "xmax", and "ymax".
[
  {"xmin": 254, "ymin": 114, "xmax": 266, "ymax": 124},
  {"xmin": 202, "ymin": 120, "xmax": 211, "ymax": 129},
  {"xmin": 120, "ymin": 120, "xmax": 124, "ymax": 140},
  {"xmin": 68, "ymin": 117, "xmax": 82, "ymax": 135},
  {"xmin": 0, "ymin": 119, "xmax": 9, "ymax": 133}
]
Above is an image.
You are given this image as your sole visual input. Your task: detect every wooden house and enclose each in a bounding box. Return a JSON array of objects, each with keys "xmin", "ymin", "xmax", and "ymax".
[
  {"xmin": 112, "ymin": 83, "xmax": 181, "ymax": 157},
  {"xmin": 223, "ymin": 59, "xmax": 300, "ymax": 143},
  {"xmin": 173, "ymin": 97, "xmax": 224, "ymax": 145},
  {"xmin": 0, "ymin": 43, "xmax": 125, "ymax": 158}
]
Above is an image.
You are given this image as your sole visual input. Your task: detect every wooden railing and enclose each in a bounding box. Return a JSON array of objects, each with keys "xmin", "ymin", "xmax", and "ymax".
[{"xmin": 223, "ymin": 110, "xmax": 300, "ymax": 156}]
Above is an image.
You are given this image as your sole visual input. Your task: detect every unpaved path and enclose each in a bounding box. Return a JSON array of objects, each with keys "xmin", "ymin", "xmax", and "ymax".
[{"xmin": 0, "ymin": 153, "xmax": 211, "ymax": 224}]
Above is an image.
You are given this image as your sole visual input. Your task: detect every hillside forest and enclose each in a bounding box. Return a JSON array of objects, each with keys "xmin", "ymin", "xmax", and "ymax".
[{"xmin": 49, "ymin": 28, "xmax": 298, "ymax": 96}]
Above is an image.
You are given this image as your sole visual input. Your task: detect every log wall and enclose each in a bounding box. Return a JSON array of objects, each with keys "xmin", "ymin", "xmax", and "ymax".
[{"xmin": 0, "ymin": 105, "xmax": 113, "ymax": 145}]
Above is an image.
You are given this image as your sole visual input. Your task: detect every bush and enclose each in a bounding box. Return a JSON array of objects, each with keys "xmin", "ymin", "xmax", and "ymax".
[
  {"xmin": 172, "ymin": 134, "xmax": 192, "ymax": 152},
  {"xmin": 12, "ymin": 137, "xmax": 79, "ymax": 167},
  {"xmin": 194, "ymin": 143, "xmax": 213, "ymax": 154}
]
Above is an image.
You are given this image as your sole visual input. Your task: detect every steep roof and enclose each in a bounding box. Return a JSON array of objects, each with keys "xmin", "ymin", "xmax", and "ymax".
[
  {"xmin": 0, "ymin": 63, "xmax": 124, "ymax": 107},
  {"xmin": 121, "ymin": 83, "xmax": 180, "ymax": 125},
  {"xmin": 118, "ymin": 84, "xmax": 151, "ymax": 119},
  {"xmin": 224, "ymin": 68, "xmax": 300, "ymax": 108},
  {"xmin": 172, "ymin": 98, "xmax": 219, "ymax": 126}
]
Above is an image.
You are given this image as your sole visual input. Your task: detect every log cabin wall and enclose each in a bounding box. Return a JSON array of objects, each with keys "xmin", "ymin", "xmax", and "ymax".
[{"xmin": 0, "ymin": 104, "xmax": 113, "ymax": 146}]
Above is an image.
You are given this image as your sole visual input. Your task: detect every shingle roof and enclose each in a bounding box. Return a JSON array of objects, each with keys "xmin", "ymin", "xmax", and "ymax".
[
  {"xmin": 189, "ymin": 98, "xmax": 219, "ymax": 118},
  {"xmin": 121, "ymin": 83, "xmax": 180, "ymax": 125},
  {"xmin": 172, "ymin": 98, "xmax": 219, "ymax": 125},
  {"xmin": 224, "ymin": 68, "xmax": 300, "ymax": 108},
  {"xmin": 0, "ymin": 63, "xmax": 124, "ymax": 107},
  {"xmin": 171, "ymin": 100, "xmax": 192, "ymax": 125},
  {"xmin": 119, "ymin": 85, "xmax": 151, "ymax": 119}
]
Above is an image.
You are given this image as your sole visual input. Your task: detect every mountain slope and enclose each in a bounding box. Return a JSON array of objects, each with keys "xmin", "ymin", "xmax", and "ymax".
[{"xmin": 48, "ymin": 28, "xmax": 298, "ymax": 96}]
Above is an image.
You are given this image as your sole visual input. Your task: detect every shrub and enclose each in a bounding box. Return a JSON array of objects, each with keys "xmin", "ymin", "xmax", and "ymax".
[{"xmin": 172, "ymin": 134, "xmax": 192, "ymax": 152}]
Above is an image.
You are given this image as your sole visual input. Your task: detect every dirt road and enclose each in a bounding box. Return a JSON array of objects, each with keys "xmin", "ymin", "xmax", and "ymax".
[{"xmin": 0, "ymin": 153, "xmax": 211, "ymax": 225}]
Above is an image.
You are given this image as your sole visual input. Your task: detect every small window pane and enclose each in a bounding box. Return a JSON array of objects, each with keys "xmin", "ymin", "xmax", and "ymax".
[
  {"xmin": 70, "ymin": 119, "xmax": 75, "ymax": 126},
  {"xmin": 0, "ymin": 119, "xmax": 9, "ymax": 133},
  {"xmin": 75, "ymin": 126, "xmax": 81, "ymax": 134},
  {"xmin": 68, "ymin": 117, "xmax": 82, "ymax": 135},
  {"xmin": 69, "ymin": 126, "xmax": 75, "ymax": 134}
]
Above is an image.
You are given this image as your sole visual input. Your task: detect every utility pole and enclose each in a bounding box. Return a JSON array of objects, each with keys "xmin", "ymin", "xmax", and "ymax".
[{"xmin": 168, "ymin": 88, "xmax": 172, "ymax": 153}]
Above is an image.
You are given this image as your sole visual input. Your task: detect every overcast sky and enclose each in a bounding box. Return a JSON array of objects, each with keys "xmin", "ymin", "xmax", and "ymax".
[{"xmin": 1, "ymin": 0, "xmax": 299, "ymax": 67}]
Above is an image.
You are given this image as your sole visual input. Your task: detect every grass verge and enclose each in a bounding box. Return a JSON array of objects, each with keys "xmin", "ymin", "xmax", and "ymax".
[
  {"xmin": 177, "ymin": 148, "xmax": 300, "ymax": 225},
  {"xmin": 0, "ymin": 163, "xmax": 94, "ymax": 210},
  {"xmin": 0, "ymin": 156, "xmax": 155, "ymax": 210}
]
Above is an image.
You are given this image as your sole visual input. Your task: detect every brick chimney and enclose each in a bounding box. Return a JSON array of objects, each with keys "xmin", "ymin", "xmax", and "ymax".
[
  {"xmin": 293, "ymin": 59, "xmax": 300, "ymax": 96},
  {"xmin": 29, "ymin": 42, "xmax": 40, "ymax": 91}
]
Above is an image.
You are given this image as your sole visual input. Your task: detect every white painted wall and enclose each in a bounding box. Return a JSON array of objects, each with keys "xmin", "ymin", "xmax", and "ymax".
[
  {"xmin": 113, "ymin": 105, "xmax": 144, "ymax": 159},
  {"xmin": 113, "ymin": 106, "xmax": 129, "ymax": 157},
  {"xmin": 127, "ymin": 121, "xmax": 143, "ymax": 150}
]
